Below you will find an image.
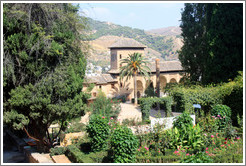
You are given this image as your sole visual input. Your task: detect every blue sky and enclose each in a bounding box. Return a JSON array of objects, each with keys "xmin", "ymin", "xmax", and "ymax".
[{"xmin": 77, "ymin": 2, "xmax": 184, "ymax": 30}]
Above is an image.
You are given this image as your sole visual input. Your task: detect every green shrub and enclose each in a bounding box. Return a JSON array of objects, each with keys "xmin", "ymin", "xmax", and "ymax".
[
  {"xmin": 180, "ymin": 152, "xmax": 213, "ymax": 163},
  {"xmin": 164, "ymin": 124, "xmax": 203, "ymax": 151},
  {"xmin": 211, "ymin": 104, "xmax": 232, "ymax": 130},
  {"xmin": 136, "ymin": 155, "xmax": 180, "ymax": 163},
  {"xmin": 86, "ymin": 115, "xmax": 110, "ymax": 152},
  {"xmin": 144, "ymin": 83, "xmax": 156, "ymax": 97},
  {"xmin": 173, "ymin": 112, "xmax": 193, "ymax": 132},
  {"xmin": 87, "ymin": 151, "xmax": 109, "ymax": 163},
  {"xmin": 139, "ymin": 96, "xmax": 173, "ymax": 121},
  {"xmin": 66, "ymin": 145, "xmax": 93, "ymax": 163},
  {"xmin": 110, "ymin": 126, "xmax": 139, "ymax": 163},
  {"xmin": 169, "ymin": 85, "xmax": 224, "ymax": 113},
  {"xmin": 211, "ymin": 154, "xmax": 243, "ymax": 163},
  {"xmin": 50, "ymin": 146, "xmax": 67, "ymax": 156},
  {"xmin": 91, "ymin": 90, "xmax": 120, "ymax": 118},
  {"xmin": 223, "ymin": 71, "xmax": 243, "ymax": 126}
]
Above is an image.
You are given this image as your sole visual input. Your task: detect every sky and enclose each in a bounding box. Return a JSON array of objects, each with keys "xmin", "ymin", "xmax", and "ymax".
[{"xmin": 77, "ymin": 2, "xmax": 184, "ymax": 30}]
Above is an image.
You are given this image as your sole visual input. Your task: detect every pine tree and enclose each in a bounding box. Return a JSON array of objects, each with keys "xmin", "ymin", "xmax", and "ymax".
[
  {"xmin": 3, "ymin": 3, "xmax": 90, "ymax": 151},
  {"xmin": 179, "ymin": 3, "xmax": 243, "ymax": 84}
]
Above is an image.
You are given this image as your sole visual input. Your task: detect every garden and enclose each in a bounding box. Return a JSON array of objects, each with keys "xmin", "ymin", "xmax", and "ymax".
[{"xmin": 49, "ymin": 72, "xmax": 243, "ymax": 163}]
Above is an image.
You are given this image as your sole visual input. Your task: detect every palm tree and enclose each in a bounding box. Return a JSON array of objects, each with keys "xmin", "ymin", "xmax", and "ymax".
[{"xmin": 119, "ymin": 52, "xmax": 151, "ymax": 105}]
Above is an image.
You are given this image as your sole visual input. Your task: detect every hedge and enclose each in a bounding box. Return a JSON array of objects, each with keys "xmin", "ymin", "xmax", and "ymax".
[
  {"xmin": 65, "ymin": 145, "xmax": 94, "ymax": 163},
  {"xmin": 169, "ymin": 72, "xmax": 242, "ymax": 116},
  {"xmin": 139, "ymin": 96, "xmax": 173, "ymax": 121},
  {"xmin": 136, "ymin": 155, "xmax": 180, "ymax": 163},
  {"xmin": 211, "ymin": 154, "xmax": 243, "ymax": 163}
]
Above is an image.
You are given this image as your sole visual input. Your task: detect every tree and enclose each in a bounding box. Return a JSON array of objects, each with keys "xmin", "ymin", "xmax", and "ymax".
[
  {"xmin": 179, "ymin": 3, "xmax": 243, "ymax": 84},
  {"xmin": 179, "ymin": 3, "xmax": 208, "ymax": 83},
  {"xmin": 119, "ymin": 53, "xmax": 151, "ymax": 105},
  {"xmin": 3, "ymin": 3, "xmax": 90, "ymax": 152},
  {"xmin": 205, "ymin": 3, "xmax": 243, "ymax": 84}
]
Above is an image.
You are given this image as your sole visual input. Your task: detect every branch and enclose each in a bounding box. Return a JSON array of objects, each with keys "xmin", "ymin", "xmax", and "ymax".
[
  {"xmin": 52, "ymin": 120, "xmax": 64, "ymax": 142},
  {"xmin": 23, "ymin": 126, "xmax": 40, "ymax": 142}
]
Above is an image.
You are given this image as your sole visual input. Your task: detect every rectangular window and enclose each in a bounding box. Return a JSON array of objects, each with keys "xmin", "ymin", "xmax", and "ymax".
[{"xmin": 99, "ymin": 85, "xmax": 102, "ymax": 89}]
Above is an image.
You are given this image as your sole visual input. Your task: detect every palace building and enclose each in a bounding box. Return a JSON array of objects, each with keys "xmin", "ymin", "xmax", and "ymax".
[{"xmin": 82, "ymin": 38, "xmax": 184, "ymax": 102}]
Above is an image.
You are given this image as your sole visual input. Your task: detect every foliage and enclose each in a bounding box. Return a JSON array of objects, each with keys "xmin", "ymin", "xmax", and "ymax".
[
  {"xmin": 179, "ymin": 3, "xmax": 243, "ymax": 84},
  {"xmin": 139, "ymin": 97, "xmax": 173, "ymax": 121},
  {"xmin": 180, "ymin": 152, "xmax": 213, "ymax": 163},
  {"xmin": 66, "ymin": 145, "xmax": 94, "ymax": 163},
  {"xmin": 110, "ymin": 126, "xmax": 139, "ymax": 163},
  {"xmin": 223, "ymin": 71, "xmax": 243, "ymax": 126},
  {"xmin": 136, "ymin": 155, "xmax": 180, "ymax": 163},
  {"xmin": 3, "ymin": 3, "xmax": 89, "ymax": 151},
  {"xmin": 86, "ymin": 115, "xmax": 110, "ymax": 152},
  {"xmin": 210, "ymin": 104, "xmax": 232, "ymax": 130},
  {"xmin": 144, "ymin": 83, "xmax": 156, "ymax": 97},
  {"xmin": 168, "ymin": 84, "xmax": 225, "ymax": 113},
  {"xmin": 63, "ymin": 117, "xmax": 86, "ymax": 134},
  {"xmin": 197, "ymin": 114, "xmax": 219, "ymax": 134},
  {"xmin": 50, "ymin": 146, "xmax": 67, "ymax": 156},
  {"xmin": 165, "ymin": 124, "xmax": 204, "ymax": 151},
  {"xmin": 91, "ymin": 90, "xmax": 121, "ymax": 118},
  {"xmin": 173, "ymin": 112, "xmax": 193, "ymax": 132},
  {"xmin": 119, "ymin": 53, "xmax": 151, "ymax": 105}
]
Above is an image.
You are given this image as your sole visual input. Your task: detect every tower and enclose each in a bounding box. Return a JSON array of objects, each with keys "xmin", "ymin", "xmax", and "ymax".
[{"xmin": 108, "ymin": 38, "xmax": 146, "ymax": 75}]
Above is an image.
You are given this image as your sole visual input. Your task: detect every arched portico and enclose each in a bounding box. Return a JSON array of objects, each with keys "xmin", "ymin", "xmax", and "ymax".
[{"xmin": 137, "ymin": 80, "xmax": 144, "ymax": 98}]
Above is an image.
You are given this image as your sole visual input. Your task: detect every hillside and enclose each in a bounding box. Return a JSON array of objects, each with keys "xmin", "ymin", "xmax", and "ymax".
[
  {"xmin": 147, "ymin": 26, "xmax": 182, "ymax": 36},
  {"xmin": 86, "ymin": 18, "xmax": 183, "ymax": 69}
]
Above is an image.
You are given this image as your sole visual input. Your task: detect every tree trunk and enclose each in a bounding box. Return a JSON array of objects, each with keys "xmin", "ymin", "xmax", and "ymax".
[{"xmin": 134, "ymin": 72, "xmax": 137, "ymax": 105}]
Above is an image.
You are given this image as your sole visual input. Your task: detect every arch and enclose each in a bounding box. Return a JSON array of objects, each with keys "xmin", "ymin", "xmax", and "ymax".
[
  {"xmin": 137, "ymin": 80, "xmax": 144, "ymax": 98},
  {"xmin": 169, "ymin": 78, "xmax": 177, "ymax": 83},
  {"xmin": 145, "ymin": 80, "xmax": 153, "ymax": 88},
  {"xmin": 160, "ymin": 75, "xmax": 167, "ymax": 91}
]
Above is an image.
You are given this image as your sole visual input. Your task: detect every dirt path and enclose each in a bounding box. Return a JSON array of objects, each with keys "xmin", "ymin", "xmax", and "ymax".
[{"xmin": 117, "ymin": 103, "xmax": 142, "ymax": 124}]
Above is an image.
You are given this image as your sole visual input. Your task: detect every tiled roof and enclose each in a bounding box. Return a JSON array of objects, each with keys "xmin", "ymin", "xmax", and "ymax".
[
  {"xmin": 84, "ymin": 74, "xmax": 117, "ymax": 84},
  {"xmin": 109, "ymin": 38, "xmax": 146, "ymax": 48},
  {"xmin": 149, "ymin": 61, "xmax": 183, "ymax": 72},
  {"xmin": 108, "ymin": 61, "xmax": 183, "ymax": 74}
]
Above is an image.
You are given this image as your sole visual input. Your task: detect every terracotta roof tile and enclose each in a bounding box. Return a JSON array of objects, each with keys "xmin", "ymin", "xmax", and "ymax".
[
  {"xmin": 84, "ymin": 74, "xmax": 117, "ymax": 84},
  {"xmin": 109, "ymin": 38, "xmax": 146, "ymax": 48}
]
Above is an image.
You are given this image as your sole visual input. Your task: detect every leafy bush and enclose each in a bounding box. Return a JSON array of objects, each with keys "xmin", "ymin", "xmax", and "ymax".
[
  {"xmin": 164, "ymin": 124, "xmax": 204, "ymax": 151},
  {"xmin": 168, "ymin": 72, "xmax": 243, "ymax": 124},
  {"xmin": 139, "ymin": 96, "xmax": 173, "ymax": 121},
  {"xmin": 91, "ymin": 90, "xmax": 120, "ymax": 118},
  {"xmin": 66, "ymin": 145, "xmax": 94, "ymax": 163},
  {"xmin": 86, "ymin": 151, "xmax": 109, "ymax": 163},
  {"xmin": 50, "ymin": 146, "xmax": 67, "ymax": 156},
  {"xmin": 173, "ymin": 112, "xmax": 193, "ymax": 132},
  {"xmin": 223, "ymin": 71, "xmax": 243, "ymax": 126},
  {"xmin": 64, "ymin": 117, "xmax": 86, "ymax": 134},
  {"xmin": 144, "ymin": 83, "xmax": 156, "ymax": 97},
  {"xmin": 110, "ymin": 126, "xmax": 139, "ymax": 163},
  {"xmin": 86, "ymin": 115, "xmax": 110, "ymax": 152},
  {"xmin": 136, "ymin": 155, "xmax": 180, "ymax": 163},
  {"xmin": 169, "ymin": 85, "xmax": 224, "ymax": 113},
  {"xmin": 180, "ymin": 152, "xmax": 213, "ymax": 163},
  {"xmin": 210, "ymin": 104, "xmax": 232, "ymax": 130}
]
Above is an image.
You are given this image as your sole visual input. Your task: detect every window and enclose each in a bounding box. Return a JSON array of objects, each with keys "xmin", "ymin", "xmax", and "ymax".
[
  {"xmin": 120, "ymin": 82, "xmax": 123, "ymax": 87},
  {"xmin": 111, "ymin": 84, "xmax": 115, "ymax": 89},
  {"xmin": 93, "ymin": 92, "xmax": 97, "ymax": 97},
  {"xmin": 99, "ymin": 85, "xmax": 102, "ymax": 89},
  {"xmin": 120, "ymin": 54, "xmax": 122, "ymax": 59}
]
